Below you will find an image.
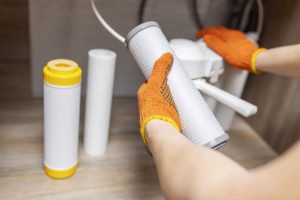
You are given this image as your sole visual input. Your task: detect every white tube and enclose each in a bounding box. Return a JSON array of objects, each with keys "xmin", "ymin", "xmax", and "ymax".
[
  {"xmin": 43, "ymin": 59, "xmax": 82, "ymax": 179},
  {"xmin": 90, "ymin": 0, "xmax": 125, "ymax": 44},
  {"xmin": 84, "ymin": 49, "xmax": 116, "ymax": 156},
  {"xmin": 193, "ymin": 79, "xmax": 257, "ymax": 117}
]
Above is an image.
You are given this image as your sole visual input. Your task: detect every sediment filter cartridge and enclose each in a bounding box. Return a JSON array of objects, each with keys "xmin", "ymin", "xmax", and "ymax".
[
  {"xmin": 43, "ymin": 59, "xmax": 82, "ymax": 179},
  {"xmin": 84, "ymin": 49, "xmax": 116, "ymax": 156}
]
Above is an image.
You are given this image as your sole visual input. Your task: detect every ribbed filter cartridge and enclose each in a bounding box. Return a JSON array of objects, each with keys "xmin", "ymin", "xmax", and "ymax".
[{"xmin": 126, "ymin": 22, "xmax": 229, "ymax": 148}]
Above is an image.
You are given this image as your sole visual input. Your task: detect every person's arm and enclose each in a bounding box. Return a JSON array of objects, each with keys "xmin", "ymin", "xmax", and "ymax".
[
  {"xmin": 196, "ymin": 27, "xmax": 300, "ymax": 77},
  {"xmin": 256, "ymin": 44, "xmax": 300, "ymax": 77},
  {"xmin": 146, "ymin": 120, "xmax": 250, "ymax": 200},
  {"xmin": 137, "ymin": 52, "xmax": 300, "ymax": 200},
  {"xmin": 146, "ymin": 119, "xmax": 300, "ymax": 200}
]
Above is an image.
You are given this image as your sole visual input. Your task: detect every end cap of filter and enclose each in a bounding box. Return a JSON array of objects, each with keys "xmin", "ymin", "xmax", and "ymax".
[
  {"xmin": 43, "ymin": 59, "xmax": 82, "ymax": 86},
  {"xmin": 125, "ymin": 21, "xmax": 160, "ymax": 46},
  {"xmin": 44, "ymin": 163, "xmax": 77, "ymax": 179}
]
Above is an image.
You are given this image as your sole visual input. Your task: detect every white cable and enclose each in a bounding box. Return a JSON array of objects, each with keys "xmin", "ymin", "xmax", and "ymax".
[
  {"xmin": 90, "ymin": 0, "xmax": 126, "ymax": 44},
  {"xmin": 256, "ymin": 0, "xmax": 264, "ymax": 40}
]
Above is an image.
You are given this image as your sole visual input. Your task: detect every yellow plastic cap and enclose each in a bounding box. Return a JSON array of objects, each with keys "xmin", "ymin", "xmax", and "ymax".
[
  {"xmin": 44, "ymin": 163, "xmax": 77, "ymax": 179},
  {"xmin": 43, "ymin": 59, "xmax": 82, "ymax": 86}
]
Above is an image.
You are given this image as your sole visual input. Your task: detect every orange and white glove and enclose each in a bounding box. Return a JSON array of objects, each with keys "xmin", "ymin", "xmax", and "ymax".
[
  {"xmin": 137, "ymin": 53, "xmax": 182, "ymax": 146},
  {"xmin": 196, "ymin": 26, "xmax": 266, "ymax": 73}
]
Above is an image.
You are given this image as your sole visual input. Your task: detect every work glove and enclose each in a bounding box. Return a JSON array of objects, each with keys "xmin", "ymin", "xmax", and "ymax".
[
  {"xmin": 137, "ymin": 53, "xmax": 182, "ymax": 146},
  {"xmin": 196, "ymin": 26, "xmax": 266, "ymax": 73}
]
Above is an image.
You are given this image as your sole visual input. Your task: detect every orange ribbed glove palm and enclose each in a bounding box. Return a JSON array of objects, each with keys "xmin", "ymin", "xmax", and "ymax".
[
  {"xmin": 137, "ymin": 53, "xmax": 182, "ymax": 146},
  {"xmin": 196, "ymin": 26, "xmax": 266, "ymax": 73}
]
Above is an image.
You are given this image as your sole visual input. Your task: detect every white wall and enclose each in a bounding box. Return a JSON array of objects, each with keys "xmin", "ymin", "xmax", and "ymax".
[{"xmin": 30, "ymin": 0, "xmax": 231, "ymax": 96}]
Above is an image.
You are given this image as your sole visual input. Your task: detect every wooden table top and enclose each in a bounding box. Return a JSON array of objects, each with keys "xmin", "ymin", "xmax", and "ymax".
[{"xmin": 0, "ymin": 98, "xmax": 277, "ymax": 200}]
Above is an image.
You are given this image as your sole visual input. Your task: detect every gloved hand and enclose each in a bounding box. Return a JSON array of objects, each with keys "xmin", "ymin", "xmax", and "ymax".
[
  {"xmin": 196, "ymin": 26, "xmax": 266, "ymax": 73},
  {"xmin": 137, "ymin": 53, "xmax": 182, "ymax": 146}
]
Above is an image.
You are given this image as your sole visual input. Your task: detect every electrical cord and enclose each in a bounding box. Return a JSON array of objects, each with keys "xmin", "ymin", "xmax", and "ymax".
[
  {"xmin": 90, "ymin": 0, "xmax": 261, "ymax": 43},
  {"xmin": 138, "ymin": 0, "xmax": 204, "ymax": 30},
  {"xmin": 239, "ymin": 0, "xmax": 254, "ymax": 31},
  {"xmin": 188, "ymin": 0, "xmax": 204, "ymax": 29},
  {"xmin": 239, "ymin": 0, "xmax": 264, "ymax": 40},
  {"xmin": 138, "ymin": 0, "xmax": 147, "ymax": 24},
  {"xmin": 256, "ymin": 0, "xmax": 264, "ymax": 39}
]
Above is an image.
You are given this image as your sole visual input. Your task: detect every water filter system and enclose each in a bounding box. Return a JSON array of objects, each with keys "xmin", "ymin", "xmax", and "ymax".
[
  {"xmin": 170, "ymin": 38, "xmax": 258, "ymax": 130},
  {"xmin": 90, "ymin": 0, "xmax": 260, "ymax": 146}
]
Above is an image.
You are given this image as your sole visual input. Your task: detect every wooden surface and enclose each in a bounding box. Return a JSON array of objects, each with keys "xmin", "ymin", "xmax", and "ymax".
[
  {"xmin": 243, "ymin": 0, "xmax": 300, "ymax": 153},
  {"xmin": 0, "ymin": 97, "xmax": 277, "ymax": 199}
]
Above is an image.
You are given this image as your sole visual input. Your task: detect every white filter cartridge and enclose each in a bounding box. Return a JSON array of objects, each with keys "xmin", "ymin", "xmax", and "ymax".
[
  {"xmin": 84, "ymin": 49, "xmax": 116, "ymax": 156},
  {"xmin": 126, "ymin": 22, "xmax": 229, "ymax": 148},
  {"xmin": 43, "ymin": 59, "xmax": 82, "ymax": 179}
]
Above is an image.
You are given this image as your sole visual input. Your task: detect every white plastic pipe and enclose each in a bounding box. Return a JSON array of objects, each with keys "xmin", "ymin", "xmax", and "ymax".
[
  {"xmin": 84, "ymin": 49, "xmax": 116, "ymax": 156},
  {"xmin": 193, "ymin": 79, "xmax": 257, "ymax": 117}
]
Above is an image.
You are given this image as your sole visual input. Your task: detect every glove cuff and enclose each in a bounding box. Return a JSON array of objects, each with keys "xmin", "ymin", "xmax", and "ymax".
[
  {"xmin": 140, "ymin": 115, "xmax": 180, "ymax": 146},
  {"xmin": 251, "ymin": 48, "xmax": 267, "ymax": 74}
]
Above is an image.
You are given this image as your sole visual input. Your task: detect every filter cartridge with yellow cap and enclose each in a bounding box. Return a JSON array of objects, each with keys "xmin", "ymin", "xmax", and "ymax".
[{"xmin": 43, "ymin": 59, "xmax": 82, "ymax": 179}]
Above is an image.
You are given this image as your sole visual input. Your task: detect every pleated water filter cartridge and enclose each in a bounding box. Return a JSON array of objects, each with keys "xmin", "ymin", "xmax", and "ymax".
[
  {"xmin": 126, "ymin": 22, "xmax": 229, "ymax": 148},
  {"xmin": 43, "ymin": 59, "xmax": 82, "ymax": 179},
  {"xmin": 84, "ymin": 49, "xmax": 116, "ymax": 156}
]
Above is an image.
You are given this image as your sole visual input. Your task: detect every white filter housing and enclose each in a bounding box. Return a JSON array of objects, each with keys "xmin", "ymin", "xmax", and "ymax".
[
  {"xmin": 126, "ymin": 22, "xmax": 229, "ymax": 148},
  {"xmin": 214, "ymin": 67, "xmax": 250, "ymax": 130},
  {"xmin": 171, "ymin": 38, "xmax": 256, "ymax": 131},
  {"xmin": 195, "ymin": 39, "xmax": 252, "ymax": 131},
  {"xmin": 84, "ymin": 49, "xmax": 116, "ymax": 156},
  {"xmin": 170, "ymin": 38, "xmax": 224, "ymax": 83}
]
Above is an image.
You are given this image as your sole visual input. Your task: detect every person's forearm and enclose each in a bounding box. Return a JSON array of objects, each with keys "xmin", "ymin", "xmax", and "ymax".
[
  {"xmin": 256, "ymin": 44, "xmax": 300, "ymax": 77},
  {"xmin": 250, "ymin": 141, "xmax": 300, "ymax": 200},
  {"xmin": 146, "ymin": 120, "xmax": 252, "ymax": 200},
  {"xmin": 146, "ymin": 119, "xmax": 300, "ymax": 200}
]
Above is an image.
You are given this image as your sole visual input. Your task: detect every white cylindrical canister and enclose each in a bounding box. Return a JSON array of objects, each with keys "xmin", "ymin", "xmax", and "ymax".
[
  {"xmin": 126, "ymin": 22, "xmax": 229, "ymax": 148},
  {"xmin": 84, "ymin": 49, "xmax": 116, "ymax": 156},
  {"xmin": 43, "ymin": 59, "xmax": 82, "ymax": 179}
]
